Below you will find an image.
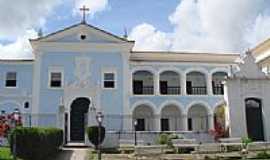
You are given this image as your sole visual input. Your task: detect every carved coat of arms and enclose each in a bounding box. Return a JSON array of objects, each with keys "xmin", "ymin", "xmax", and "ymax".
[{"xmin": 72, "ymin": 57, "xmax": 91, "ymax": 88}]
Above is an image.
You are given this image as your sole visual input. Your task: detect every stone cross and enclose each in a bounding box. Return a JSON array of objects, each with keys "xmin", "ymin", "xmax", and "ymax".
[{"xmin": 80, "ymin": 5, "xmax": 90, "ymax": 23}]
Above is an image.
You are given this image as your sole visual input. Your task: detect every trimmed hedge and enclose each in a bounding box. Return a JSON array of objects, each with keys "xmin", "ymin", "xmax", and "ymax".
[
  {"xmin": 9, "ymin": 127, "xmax": 63, "ymax": 160},
  {"xmin": 87, "ymin": 126, "xmax": 105, "ymax": 148}
]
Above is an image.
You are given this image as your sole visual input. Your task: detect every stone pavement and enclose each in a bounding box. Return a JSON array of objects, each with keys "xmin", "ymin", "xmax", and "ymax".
[{"xmin": 52, "ymin": 148, "xmax": 88, "ymax": 160}]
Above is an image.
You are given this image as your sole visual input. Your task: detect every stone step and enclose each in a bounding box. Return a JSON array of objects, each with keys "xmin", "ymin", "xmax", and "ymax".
[{"xmin": 64, "ymin": 142, "xmax": 89, "ymax": 148}]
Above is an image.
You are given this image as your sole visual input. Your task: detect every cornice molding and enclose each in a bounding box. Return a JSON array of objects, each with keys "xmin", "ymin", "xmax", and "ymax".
[
  {"xmin": 130, "ymin": 52, "xmax": 240, "ymax": 63},
  {"xmin": 31, "ymin": 42, "xmax": 133, "ymax": 54}
]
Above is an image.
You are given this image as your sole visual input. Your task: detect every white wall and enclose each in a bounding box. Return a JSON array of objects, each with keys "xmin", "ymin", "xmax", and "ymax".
[{"xmin": 225, "ymin": 79, "xmax": 270, "ymax": 141}]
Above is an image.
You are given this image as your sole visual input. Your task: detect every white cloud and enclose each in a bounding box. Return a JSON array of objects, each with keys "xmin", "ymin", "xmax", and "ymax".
[
  {"xmin": 0, "ymin": 30, "xmax": 37, "ymax": 59},
  {"xmin": 0, "ymin": 0, "xmax": 109, "ymax": 59},
  {"xmin": 0, "ymin": 0, "xmax": 62, "ymax": 59},
  {"xmin": 130, "ymin": 0, "xmax": 270, "ymax": 53},
  {"xmin": 74, "ymin": 0, "xmax": 108, "ymax": 17},
  {"xmin": 245, "ymin": 14, "xmax": 270, "ymax": 48},
  {"xmin": 129, "ymin": 23, "xmax": 171, "ymax": 51},
  {"xmin": 0, "ymin": 0, "xmax": 62, "ymax": 40}
]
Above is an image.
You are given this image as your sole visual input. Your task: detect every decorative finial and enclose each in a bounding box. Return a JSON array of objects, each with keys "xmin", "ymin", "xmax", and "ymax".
[
  {"xmin": 38, "ymin": 28, "xmax": 43, "ymax": 38},
  {"xmin": 80, "ymin": 5, "xmax": 90, "ymax": 24},
  {"xmin": 245, "ymin": 48, "xmax": 252, "ymax": 55},
  {"xmin": 123, "ymin": 27, "xmax": 128, "ymax": 39}
]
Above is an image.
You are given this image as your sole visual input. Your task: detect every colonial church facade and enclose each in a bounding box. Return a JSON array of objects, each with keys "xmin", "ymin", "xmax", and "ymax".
[{"xmin": 1, "ymin": 20, "xmax": 270, "ymax": 144}]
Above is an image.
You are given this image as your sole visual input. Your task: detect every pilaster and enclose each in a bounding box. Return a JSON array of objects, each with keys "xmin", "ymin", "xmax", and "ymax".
[
  {"xmin": 207, "ymin": 74, "xmax": 213, "ymax": 95},
  {"xmin": 182, "ymin": 114, "xmax": 188, "ymax": 131},
  {"xmin": 208, "ymin": 114, "xmax": 214, "ymax": 130},
  {"xmin": 155, "ymin": 73, "xmax": 160, "ymax": 95},
  {"xmin": 181, "ymin": 74, "xmax": 187, "ymax": 95}
]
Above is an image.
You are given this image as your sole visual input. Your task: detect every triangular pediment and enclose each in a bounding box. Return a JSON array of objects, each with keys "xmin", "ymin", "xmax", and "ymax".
[
  {"xmin": 234, "ymin": 51, "xmax": 267, "ymax": 79},
  {"xmin": 30, "ymin": 23, "xmax": 132, "ymax": 44}
]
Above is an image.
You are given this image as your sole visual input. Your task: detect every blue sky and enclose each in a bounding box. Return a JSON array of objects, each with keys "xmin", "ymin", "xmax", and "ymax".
[
  {"xmin": 0, "ymin": 0, "xmax": 270, "ymax": 59},
  {"xmin": 44, "ymin": 0, "xmax": 179, "ymax": 36}
]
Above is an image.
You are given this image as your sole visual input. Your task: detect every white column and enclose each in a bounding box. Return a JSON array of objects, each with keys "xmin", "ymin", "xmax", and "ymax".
[
  {"xmin": 181, "ymin": 74, "xmax": 187, "ymax": 95},
  {"xmin": 208, "ymin": 114, "xmax": 214, "ymax": 130},
  {"xmin": 155, "ymin": 114, "xmax": 161, "ymax": 131},
  {"xmin": 124, "ymin": 114, "xmax": 133, "ymax": 131},
  {"xmin": 182, "ymin": 114, "xmax": 188, "ymax": 131},
  {"xmin": 57, "ymin": 104, "xmax": 65, "ymax": 128},
  {"xmin": 88, "ymin": 107, "xmax": 98, "ymax": 126},
  {"xmin": 155, "ymin": 73, "xmax": 160, "ymax": 95},
  {"xmin": 207, "ymin": 74, "xmax": 213, "ymax": 95}
]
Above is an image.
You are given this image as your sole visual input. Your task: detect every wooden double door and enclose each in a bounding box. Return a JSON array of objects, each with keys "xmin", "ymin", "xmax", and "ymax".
[{"xmin": 70, "ymin": 98, "xmax": 90, "ymax": 142}]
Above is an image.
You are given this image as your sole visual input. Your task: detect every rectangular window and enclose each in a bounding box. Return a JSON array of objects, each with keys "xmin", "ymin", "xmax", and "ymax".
[
  {"xmin": 50, "ymin": 72, "xmax": 62, "ymax": 88},
  {"xmin": 103, "ymin": 72, "xmax": 115, "ymax": 88},
  {"xmin": 5, "ymin": 72, "xmax": 17, "ymax": 87}
]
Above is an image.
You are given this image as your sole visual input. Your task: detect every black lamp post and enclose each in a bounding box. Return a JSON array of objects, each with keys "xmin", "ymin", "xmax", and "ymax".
[
  {"xmin": 1, "ymin": 110, "xmax": 5, "ymax": 116},
  {"xmin": 96, "ymin": 112, "xmax": 104, "ymax": 160},
  {"xmin": 134, "ymin": 120, "xmax": 138, "ymax": 146},
  {"xmin": 13, "ymin": 108, "xmax": 20, "ymax": 160}
]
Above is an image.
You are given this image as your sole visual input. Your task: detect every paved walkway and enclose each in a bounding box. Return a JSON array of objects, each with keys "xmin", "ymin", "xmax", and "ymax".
[{"xmin": 52, "ymin": 148, "xmax": 89, "ymax": 160}]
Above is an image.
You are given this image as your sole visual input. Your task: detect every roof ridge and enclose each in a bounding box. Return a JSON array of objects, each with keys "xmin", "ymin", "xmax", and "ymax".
[
  {"xmin": 30, "ymin": 22, "xmax": 134, "ymax": 43},
  {"xmin": 131, "ymin": 51, "xmax": 240, "ymax": 56}
]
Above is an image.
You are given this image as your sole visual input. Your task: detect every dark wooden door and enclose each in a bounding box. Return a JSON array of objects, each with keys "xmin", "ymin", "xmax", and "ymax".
[
  {"xmin": 135, "ymin": 119, "xmax": 145, "ymax": 131},
  {"xmin": 161, "ymin": 118, "xmax": 169, "ymax": 131},
  {"xmin": 70, "ymin": 98, "xmax": 90, "ymax": 142},
  {"xmin": 133, "ymin": 80, "xmax": 143, "ymax": 94},
  {"xmin": 188, "ymin": 118, "xmax": 193, "ymax": 131},
  {"xmin": 160, "ymin": 81, "xmax": 168, "ymax": 94},
  {"xmin": 186, "ymin": 81, "xmax": 192, "ymax": 94},
  {"xmin": 64, "ymin": 113, "xmax": 68, "ymax": 144},
  {"xmin": 245, "ymin": 98, "xmax": 264, "ymax": 141}
]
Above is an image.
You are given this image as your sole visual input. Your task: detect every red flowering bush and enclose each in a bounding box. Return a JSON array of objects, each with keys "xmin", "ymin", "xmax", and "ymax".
[
  {"xmin": 0, "ymin": 112, "xmax": 22, "ymax": 139},
  {"xmin": 209, "ymin": 121, "xmax": 226, "ymax": 142}
]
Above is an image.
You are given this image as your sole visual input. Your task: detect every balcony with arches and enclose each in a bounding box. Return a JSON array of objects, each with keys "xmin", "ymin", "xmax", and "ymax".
[
  {"xmin": 131, "ymin": 68, "xmax": 229, "ymax": 96},
  {"xmin": 186, "ymin": 71, "xmax": 207, "ymax": 95},
  {"xmin": 159, "ymin": 71, "xmax": 181, "ymax": 95},
  {"xmin": 212, "ymin": 72, "xmax": 227, "ymax": 95},
  {"xmin": 132, "ymin": 71, "xmax": 154, "ymax": 95}
]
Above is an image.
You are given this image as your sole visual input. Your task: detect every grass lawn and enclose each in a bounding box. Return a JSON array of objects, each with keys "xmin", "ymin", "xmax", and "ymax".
[{"xmin": 0, "ymin": 147, "xmax": 13, "ymax": 160}]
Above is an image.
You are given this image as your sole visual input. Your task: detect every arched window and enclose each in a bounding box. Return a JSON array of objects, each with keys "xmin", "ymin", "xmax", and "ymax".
[
  {"xmin": 160, "ymin": 105, "xmax": 182, "ymax": 131},
  {"xmin": 186, "ymin": 72, "xmax": 207, "ymax": 95},
  {"xmin": 133, "ymin": 104, "xmax": 154, "ymax": 131},
  {"xmin": 24, "ymin": 102, "xmax": 29, "ymax": 109},
  {"xmin": 187, "ymin": 104, "xmax": 208, "ymax": 131},
  {"xmin": 212, "ymin": 72, "xmax": 227, "ymax": 95},
  {"xmin": 160, "ymin": 71, "xmax": 181, "ymax": 95},
  {"xmin": 133, "ymin": 71, "xmax": 154, "ymax": 95}
]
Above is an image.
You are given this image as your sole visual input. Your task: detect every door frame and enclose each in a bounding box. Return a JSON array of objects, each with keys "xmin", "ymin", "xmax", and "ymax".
[
  {"xmin": 245, "ymin": 98, "xmax": 265, "ymax": 141},
  {"xmin": 66, "ymin": 97, "xmax": 92, "ymax": 143}
]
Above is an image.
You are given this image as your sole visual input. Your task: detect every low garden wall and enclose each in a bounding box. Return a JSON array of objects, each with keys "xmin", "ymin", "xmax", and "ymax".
[{"xmin": 101, "ymin": 131, "xmax": 214, "ymax": 148}]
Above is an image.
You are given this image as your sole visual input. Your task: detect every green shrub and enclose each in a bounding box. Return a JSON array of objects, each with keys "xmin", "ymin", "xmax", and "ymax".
[
  {"xmin": 157, "ymin": 133, "xmax": 169, "ymax": 145},
  {"xmin": 256, "ymin": 151, "xmax": 270, "ymax": 159},
  {"xmin": 87, "ymin": 126, "xmax": 105, "ymax": 148},
  {"xmin": 167, "ymin": 134, "xmax": 179, "ymax": 147},
  {"xmin": 9, "ymin": 127, "xmax": 63, "ymax": 160},
  {"xmin": 157, "ymin": 133, "xmax": 180, "ymax": 148},
  {"xmin": 0, "ymin": 147, "xmax": 13, "ymax": 160},
  {"xmin": 241, "ymin": 137, "xmax": 252, "ymax": 149}
]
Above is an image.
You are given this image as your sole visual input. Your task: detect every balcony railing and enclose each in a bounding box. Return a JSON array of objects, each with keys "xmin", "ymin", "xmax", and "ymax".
[
  {"xmin": 160, "ymin": 86, "xmax": 181, "ymax": 95},
  {"xmin": 133, "ymin": 86, "xmax": 154, "ymax": 95},
  {"xmin": 187, "ymin": 86, "xmax": 207, "ymax": 95},
  {"xmin": 213, "ymin": 85, "xmax": 224, "ymax": 95}
]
